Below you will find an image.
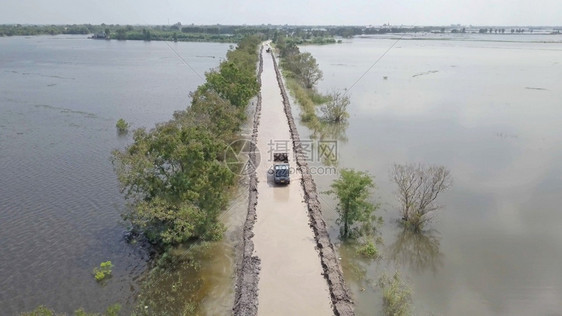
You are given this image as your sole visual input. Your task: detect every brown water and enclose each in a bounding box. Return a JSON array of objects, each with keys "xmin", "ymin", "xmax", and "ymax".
[
  {"xmin": 296, "ymin": 34, "xmax": 562, "ymax": 315},
  {"xmin": 0, "ymin": 35, "xmax": 234, "ymax": 314},
  {"xmin": 200, "ymin": 183, "xmax": 249, "ymax": 315}
]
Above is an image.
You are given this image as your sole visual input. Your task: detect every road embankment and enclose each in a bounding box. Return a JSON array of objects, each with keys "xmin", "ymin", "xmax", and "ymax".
[
  {"xmin": 233, "ymin": 46, "xmax": 263, "ymax": 316},
  {"xmin": 233, "ymin": 44, "xmax": 354, "ymax": 316},
  {"xmin": 271, "ymin": 51, "xmax": 354, "ymax": 316}
]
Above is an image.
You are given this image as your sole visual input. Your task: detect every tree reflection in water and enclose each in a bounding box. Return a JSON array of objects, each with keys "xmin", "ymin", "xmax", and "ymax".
[
  {"xmin": 312, "ymin": 119, "xmax": 349, "ymax": 143},
  {"xmin": 387, "ymin": 227, "xmax": 443, "ymax": 274},
  {"xmin": 312, "ymin": 120, "xmax": 349, "ymax": 167}
]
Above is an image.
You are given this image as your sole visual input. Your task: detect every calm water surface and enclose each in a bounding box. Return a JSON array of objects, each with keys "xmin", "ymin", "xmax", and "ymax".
[
  {"xmin": 0, "ymin": 35, "xmax": 232, "ymax": 314},
  {"xmin": 298, "ymin": 34, "xmax": 562, "ymax": 315}
]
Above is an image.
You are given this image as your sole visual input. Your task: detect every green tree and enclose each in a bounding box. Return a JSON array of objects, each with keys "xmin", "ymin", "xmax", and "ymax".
[
  {"xmin": 177, "ymin": 89, "xmax": 244, "ymax": 141},
  {"xmin": 327, "ymin": 169, "xmax": 377, "ymax": 239},
  {"xmin": 284, "ymin": 52, "xmax": 323, "ymax": 89},
  {"xmin": 112, "ymin": 124, "xmax": 234, "ymax": 245},
  {"xmin": 226, "ymin": 46, "xmax": 258, "ymax": 75},
  {"xmin": 203, "ymin": 61, "xmax": 259, "ymax": 108},
  {"xmin": 280, "ymin": 42, "xmax": 300, "ymax": 58}
]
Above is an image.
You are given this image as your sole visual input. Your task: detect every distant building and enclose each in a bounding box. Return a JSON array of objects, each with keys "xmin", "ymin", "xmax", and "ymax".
[{"xmin": 91, "ymin": 33, "xmax": 107, "ymax": 39}]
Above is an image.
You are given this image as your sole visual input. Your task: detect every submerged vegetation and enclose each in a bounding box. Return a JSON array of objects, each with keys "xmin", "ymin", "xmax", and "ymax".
[
  {"xmin": 379, "ymin": 272, "xmax": 413, "ymax": 316},
  {"xmin": 356, "ymin": 240, "xmax": 379, "ymax": 259},
  {"xmin": 115, "ymin": 118, "xmax": 129, "ymax": 134},
  {"xmin": 284, "ymin": 77, "xmax": 328, "ymax": 125},
  {"xmin": 21, "ymin": 304, "xmax": 121, "ymax": 316},
  {"xmin": 93, "ymin": 261, "xmax": 113, "ymax": 282},
  {"xmin": 133, "ymin": 243, "xmax": 211, "ymax": 315}
]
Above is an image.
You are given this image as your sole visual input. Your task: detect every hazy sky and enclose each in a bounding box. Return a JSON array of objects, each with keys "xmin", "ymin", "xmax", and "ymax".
[{"xmin": 1, "ymin": 0, "xmax": 560, "ymax": 26}]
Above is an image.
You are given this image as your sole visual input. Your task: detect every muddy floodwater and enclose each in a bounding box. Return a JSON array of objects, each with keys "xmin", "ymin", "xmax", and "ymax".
[
  {"xmin": 297, "ymin": 34, "xmax": 562, "ymax": 315},
  {"xmin": 0, "ymin": 35, "xmax": 236, "ymax": 314}
]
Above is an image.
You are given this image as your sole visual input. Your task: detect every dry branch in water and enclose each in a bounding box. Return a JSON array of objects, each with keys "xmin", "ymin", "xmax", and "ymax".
[{"xmin": 392, "ymin": 163, "xmax": 452, "ymax": 231}]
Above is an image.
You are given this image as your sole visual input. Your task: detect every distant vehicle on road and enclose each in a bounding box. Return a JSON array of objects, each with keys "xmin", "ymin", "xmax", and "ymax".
[{"xmin": 273, "ymin": 153, "xmax": 290, "ymax": 185}]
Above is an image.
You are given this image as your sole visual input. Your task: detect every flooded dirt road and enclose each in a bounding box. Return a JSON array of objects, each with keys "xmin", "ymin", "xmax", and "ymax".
[{"xmin": 251, "ymin": 47, "xmax": 334, "ymax": 315}]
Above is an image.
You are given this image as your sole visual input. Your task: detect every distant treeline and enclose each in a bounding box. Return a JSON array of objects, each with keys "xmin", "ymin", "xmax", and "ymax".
[
  {"xmin": 0, "ymin": 23, "xmax": 338, "ymax": 43},
  {"xmin": 1, "ymin": 23, "xmax": 559, "ymax": 42},
  {"xmin": 0, "ymin": 23, "xmax": 258, "ymax": 42}
]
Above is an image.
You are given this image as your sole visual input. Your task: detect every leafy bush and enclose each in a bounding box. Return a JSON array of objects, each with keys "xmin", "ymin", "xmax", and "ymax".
[
  {"xmin": 93, "ymin": 261, "xmax": 113, "ymax": 281},
  {"xmin": 115, "ymin": 118, "xmax": 129, "ymax": 133},
  {"xmin": 356, "ymin": 240, "xmax": 379, "ymax": 259}
]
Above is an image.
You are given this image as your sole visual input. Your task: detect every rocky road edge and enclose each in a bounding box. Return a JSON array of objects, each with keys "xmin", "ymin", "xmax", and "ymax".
[
  {"xmin": 232, "ymin": 46, "xmax": 263, "ymax": 316},
  {"xmin": 271, "ymin": 51, "xmax": 355, "ymax": 316}
]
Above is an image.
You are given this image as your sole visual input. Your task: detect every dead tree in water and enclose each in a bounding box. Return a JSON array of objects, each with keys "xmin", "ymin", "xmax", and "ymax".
[{"xmin": 392, "ymin": 163, "xmax": 452, "ymax": 231}]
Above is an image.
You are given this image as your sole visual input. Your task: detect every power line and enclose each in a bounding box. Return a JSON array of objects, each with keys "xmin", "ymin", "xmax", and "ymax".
[
  {"xmin": 344, "ymin": 35, "xmax": 405, "ymax": 95},
  {"xmin": 164, "ymin": 40, "xmax": 205, "ymax": 81},
  {"xmin": 135, "ymin": 15, "xmax": 205, "ymax": 81}
]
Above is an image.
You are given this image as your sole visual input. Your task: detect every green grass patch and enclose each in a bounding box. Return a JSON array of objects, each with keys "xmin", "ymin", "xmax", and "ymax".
[{"xmin": 285, "ymin": 77, "xmax": 329, "ymax": 129}]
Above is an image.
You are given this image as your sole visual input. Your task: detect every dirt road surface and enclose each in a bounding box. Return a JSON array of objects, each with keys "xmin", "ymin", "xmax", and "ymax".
[{"xmin": 251, "ymin": 47, "xmax": 334, "ymax": 316}]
